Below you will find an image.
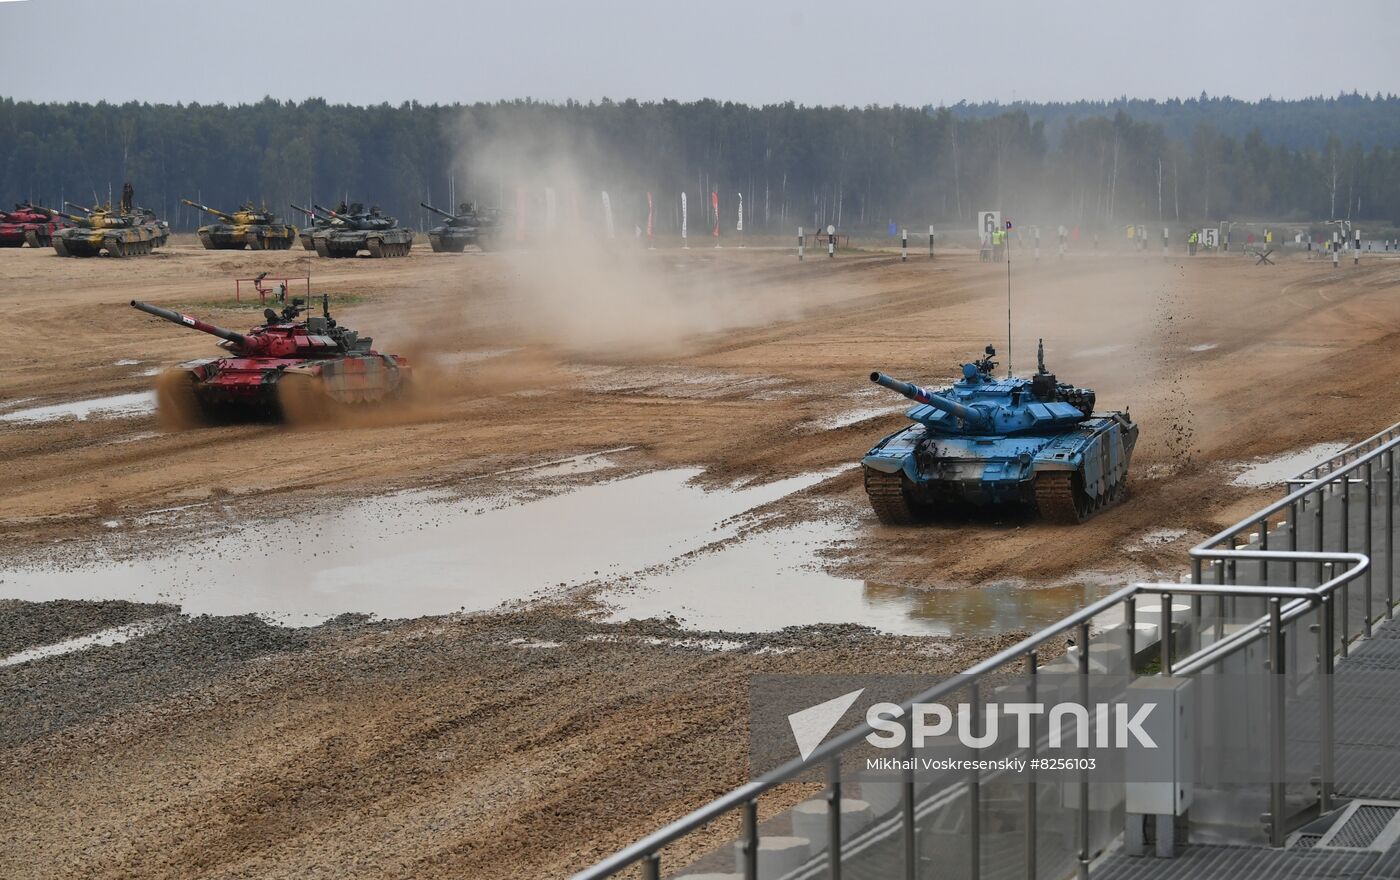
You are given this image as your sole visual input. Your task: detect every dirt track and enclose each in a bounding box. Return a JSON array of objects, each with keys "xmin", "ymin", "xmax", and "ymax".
[{"xmin": 3, "ymin": 240, "xmax": 1399, "ymax": 878}]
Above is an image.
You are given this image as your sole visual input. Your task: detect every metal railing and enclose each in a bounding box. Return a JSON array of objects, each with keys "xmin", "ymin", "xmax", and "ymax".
[{"xmin": 571, "ymin": 423, "xmax": 1400, "ymax": 880}]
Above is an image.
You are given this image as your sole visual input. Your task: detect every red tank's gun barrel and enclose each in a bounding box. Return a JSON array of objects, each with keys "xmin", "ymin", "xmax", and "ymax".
[{"xmin": 130, "ymin": 300, "xmax": 248, "ymax": 347}]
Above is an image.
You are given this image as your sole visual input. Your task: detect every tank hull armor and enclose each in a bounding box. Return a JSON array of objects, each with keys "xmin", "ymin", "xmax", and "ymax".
[
  {"xmin": 54, "ymin": 221, "xmax": 168, "ymax": 257},
  {"xmin": 311, "ymin": 226, "xmax": 414, "ymax": 258},
  {"xmin": 196, "ymin": 222, "xmax": 298, "ymax": 250},
  {"xmin": 163, "ymin": 353, "xmax": 410, "ymax": 419}
]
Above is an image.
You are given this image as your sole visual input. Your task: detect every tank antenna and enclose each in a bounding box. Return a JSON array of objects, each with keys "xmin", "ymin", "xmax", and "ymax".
[{"xmin": 1005, "ymin": 217, "xmax": 1013, "ymax": 377}]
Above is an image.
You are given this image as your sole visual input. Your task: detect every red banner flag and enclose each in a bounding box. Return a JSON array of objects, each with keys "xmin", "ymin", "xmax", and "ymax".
[
  {"xmin": 646, "ymin": 192, "xmax": 654, "ymax": 238},
  {"xmin": 711, "ymin": 191, "xmax": 720, "ymax": 237}
]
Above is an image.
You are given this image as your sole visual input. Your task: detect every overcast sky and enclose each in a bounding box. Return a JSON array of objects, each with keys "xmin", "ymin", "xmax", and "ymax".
[{"xmin": 2, "ymin": 0, "xmax": 1397, "ymax": 107}]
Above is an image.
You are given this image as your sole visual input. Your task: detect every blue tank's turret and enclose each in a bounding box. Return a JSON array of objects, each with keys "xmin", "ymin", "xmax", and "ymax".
[
  {"xmin": 869, "ymin": 341, "xmax": 1092, "ymax": 436},
  {"xmin": 869, "ymin": 372, "xmax": 993, "ymax": 430}
]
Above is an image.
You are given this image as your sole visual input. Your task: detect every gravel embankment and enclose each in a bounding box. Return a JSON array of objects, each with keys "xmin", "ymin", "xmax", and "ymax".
[
  {"xmin": 0, "ymin": 598, "xmax": 177, "ymax": 657},
  {"xmin": 0, "ymin": 611, "xmax": 309, "ymax": 746}
]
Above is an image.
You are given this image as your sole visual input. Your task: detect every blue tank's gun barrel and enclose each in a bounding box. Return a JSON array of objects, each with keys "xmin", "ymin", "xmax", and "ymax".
[{"xmin": 870, "ymin": 371, "xmax": 992, "ymax": 428}]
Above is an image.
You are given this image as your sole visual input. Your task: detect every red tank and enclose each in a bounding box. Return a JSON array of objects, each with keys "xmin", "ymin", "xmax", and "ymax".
[
  {"xmin": 130, "ymin": 296, "xmax": 411, "ymax": 426},
  {"xmin": 0, "ymin": 203, "xmax": 69, "ymax": 247}
]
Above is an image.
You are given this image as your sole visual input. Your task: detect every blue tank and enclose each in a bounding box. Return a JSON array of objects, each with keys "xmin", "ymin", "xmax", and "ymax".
[{"xmin": 862, "ymin": 341, "xmax": 1138, "ymax": 524}]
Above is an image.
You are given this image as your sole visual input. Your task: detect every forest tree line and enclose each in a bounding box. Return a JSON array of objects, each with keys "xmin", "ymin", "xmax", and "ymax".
[{"xmin": 0, "ymin": 95, "xmax": 1397, "ymax": 236}]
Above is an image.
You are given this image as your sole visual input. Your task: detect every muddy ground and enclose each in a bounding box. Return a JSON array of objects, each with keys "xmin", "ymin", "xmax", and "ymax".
[{"xmin": 2, "ymin": 240, "xmax": 1398, "ymax": 878}]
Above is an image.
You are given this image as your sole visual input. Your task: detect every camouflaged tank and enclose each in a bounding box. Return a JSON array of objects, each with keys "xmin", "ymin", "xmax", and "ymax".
[
  {"xmin": 182, "ymin": 199, "xmax": 297, "ymax": 250},
  {"xmin": 51, "ymin": 184, "xmax": 169, "ymax": 257}
]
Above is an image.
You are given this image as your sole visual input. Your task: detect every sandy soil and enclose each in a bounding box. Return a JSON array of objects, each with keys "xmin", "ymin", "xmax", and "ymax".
[
  {"xmin": 4, "ymin": 242, "xmax": 1396, "ymax": 577},
  {"xmin": 2, "ymin": 240, "xmax": 1398, "ymax": 878}
]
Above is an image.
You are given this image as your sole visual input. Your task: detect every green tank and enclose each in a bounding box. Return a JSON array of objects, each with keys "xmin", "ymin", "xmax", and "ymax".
[{"xmin": 309, "ymin": 202, "xmax": 413, "ymax": 258}]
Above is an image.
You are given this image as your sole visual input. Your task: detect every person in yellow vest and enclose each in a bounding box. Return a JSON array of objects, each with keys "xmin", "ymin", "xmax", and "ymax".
[
  {"xmin": 992, "ymin": 226, "xmax": 1005, "ymax": 262},
  {"xmin": 1188, "ymin": 230, "xmax": 1199, "ymax": 256}
]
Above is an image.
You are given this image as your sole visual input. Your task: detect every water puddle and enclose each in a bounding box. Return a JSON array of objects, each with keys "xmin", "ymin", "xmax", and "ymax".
[
  {"xmin": 493, "ymin": 447, "xmax": 634, "ymax": 480},
  {"xmin": 0, "ymin": 391, "xmax": 156, "ymax": 424},
  {"xmin": 112, "ymin": 358, "xmax": 142, "ymax": 366},
  {"xmin": 1188, "ymin": 343, "xmax": 1219, "ymax": 352},
  {"xmin": 0, "ymin": 468, "xmax": 841, "ymax": 624},
  {"xmin": 1231, "ymin": 442, "xmax": 1351, "ymax": 487},
  {"xmin": 598, "ymin": 521, "xmax": 1117, "ymax": 636},
  {"xmin": 0, "ymin": 615, "xmax": 177, "ymax": 667}
]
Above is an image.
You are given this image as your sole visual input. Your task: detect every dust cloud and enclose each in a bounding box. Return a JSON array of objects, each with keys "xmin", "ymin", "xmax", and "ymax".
[{"xmin": 446, "ymin": 110, "xmax": 824, "ymax": 358}]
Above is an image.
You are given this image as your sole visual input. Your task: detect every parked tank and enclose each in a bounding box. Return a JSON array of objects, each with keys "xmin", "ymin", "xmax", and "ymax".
[
  {"xmin": 52, "ymin": 184, "xmax": 169, "ymax": 257},
  {"xmin": 863, "ymin": 341, "xmax": 1138, "ymax": 524},
  {"xmin": 131, "ymin": 296, "xmax": 411, "ymax": 426},
  {"xmin": 308, "ymin": 202, "xmax": 413, "ymax": 258},
  {"xmin": 183, "ymin": 199, "xmax": 297, "ymax": 250},
  {"xmin": 290, "ymin": 203, "xmax": 332, "ymax": 250},
  {"xmin": 0, "ymin": 203, "xmax": 68, "ymax": 247},
  {"xmin": 420, "ymin": 201, "xmax": 500, "ymax": 252}
]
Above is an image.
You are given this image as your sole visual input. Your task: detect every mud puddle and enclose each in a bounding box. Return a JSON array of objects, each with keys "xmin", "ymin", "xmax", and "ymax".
[
  {"xmin": 0, "ymin": 468, "xmax": 842, "ymax": 624},
  {"xmin": 597, "ymin": 521, "xmax": 1121, "ymax": 636},
  {"xmin": 0, "ymin": 391, "xmax": 155, "ymax": 424}
]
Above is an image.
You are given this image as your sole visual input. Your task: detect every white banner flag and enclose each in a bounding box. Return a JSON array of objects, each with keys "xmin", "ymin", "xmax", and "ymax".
[
  {"xmin": 736, "ymin": 192, "xmax": 744, "ymax": 232},
  {"xmin": 601, "ymin": 191, "xmax": 615, "ymax": 239},
  {"xmin": 681, "ymin": 192, "xmax": 688, "ymax": 240}
]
